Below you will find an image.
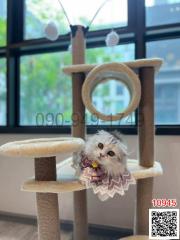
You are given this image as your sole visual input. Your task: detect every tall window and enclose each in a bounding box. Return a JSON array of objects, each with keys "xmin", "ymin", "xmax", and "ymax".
[
  {"xmin": 147, "ymin": 39, "xmax": 180, "ymax": 124},
  {"xmin": 25, "ymin": 0, "xmax": 128, "ymax": 39},
  {"xmin": 20, "ymin": 52, "xmax": 72, "ymax": 126},
  {"xmin": 0, "ymin": 0, "xmax": 7, "ymax": 126},
  {"xmin": 145, "ymin": 0, "xmax": 180, "ymax": 26},
  {"xmin": 0, "ymin": 0, "xmax": 180, "ymax": 133},
  {"xmin": 0, "ymin": 0, "xmax": 7, "ymax": 46},
  {"xmin": 0, "ymin": 58, "xmax": 6, "ymax": 125}
]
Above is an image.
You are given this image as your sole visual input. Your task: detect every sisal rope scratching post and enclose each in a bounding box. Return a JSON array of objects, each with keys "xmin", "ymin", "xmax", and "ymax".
[
  {"xmin": 135, "ymin": 67, "xmax": 155, "ymax": 235},
  {"xmin": 35, "ymin": 156, "xmax": 60, "ymax": 240},
  {"xmin": 71, "ymin": 25, "xmax": 88, "ymax": 240}
]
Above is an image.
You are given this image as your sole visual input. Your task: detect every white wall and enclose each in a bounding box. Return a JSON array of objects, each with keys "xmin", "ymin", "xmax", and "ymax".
[{"xmin": 0, "ymin": 134, "xmax": 179, "ymax": 229}]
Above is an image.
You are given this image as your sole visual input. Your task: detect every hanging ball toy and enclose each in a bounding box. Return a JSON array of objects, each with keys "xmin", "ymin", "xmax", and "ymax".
[
  {"xmin": 44, "ymin": 21, "xmax": 59, "ymax": 41},
  {"xmin": 105, "ymin": 30, "xmax": 120, "ymax": 47}
]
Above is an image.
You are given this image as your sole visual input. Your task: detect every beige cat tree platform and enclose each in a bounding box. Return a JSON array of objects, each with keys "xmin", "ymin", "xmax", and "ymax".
[{"xmin": 0, "ymin": 25, "xmax": 163, "ymax": 240}]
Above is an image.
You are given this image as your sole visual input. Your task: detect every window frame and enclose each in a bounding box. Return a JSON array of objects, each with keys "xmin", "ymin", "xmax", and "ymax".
[{"xmin": 0, "ymin": 0, "xmax": 180, "ymax": 135}]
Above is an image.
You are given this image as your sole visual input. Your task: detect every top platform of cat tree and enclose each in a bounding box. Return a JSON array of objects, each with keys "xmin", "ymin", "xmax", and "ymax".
[
  {"xmin": 63, "ymin": 58, "xmax": 163, "ymax": 75},
  {"xmin": 0, "ymin": 137, "xmax": 85, "ymax": 158}
]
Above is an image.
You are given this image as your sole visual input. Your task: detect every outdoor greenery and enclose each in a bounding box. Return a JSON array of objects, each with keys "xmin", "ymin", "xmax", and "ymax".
[
  {"xmin": 25, "ymin": 0, "xmax": 69, "ymax": 39},
  {"xmin": 20, "ymin": 45, "xmax": 134, "ymax": 125},
  {"xmin": 20, "ymin": 51, "xmax": 72, "ymax": 125},
  {"xmin": 0, "ymin": 0, "xmax": 6, "ymax": 46},
  {"xmin": 0, "ymin": 0, "xmax": 133, "ymax": 126},
  {"xmin": 0, "ymin": 18, "xmax": 6, "ymax": 46},
  {"xmin": 20, "ymin": 0, "xmax": 133, "ymax": 126},
  {"xmin": 25, "ymin": 0, "xmax": 127, "ymax": 39}
]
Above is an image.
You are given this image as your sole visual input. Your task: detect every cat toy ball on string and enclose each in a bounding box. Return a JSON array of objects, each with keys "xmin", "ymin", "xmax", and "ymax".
[
  {"xmin": 44, "ymin": 21, "xmax": 59, "ymax": 41},
  {"xmin": 44, "ymin": 0, "xmax": 71, "ymax": 41},
  {"xmin": 105, "ymin": 30, "xmax": 120, "ymax": 46},
  {"xmin": 44, "ymin": 0, "xmax": 120, "ymax": 47}
]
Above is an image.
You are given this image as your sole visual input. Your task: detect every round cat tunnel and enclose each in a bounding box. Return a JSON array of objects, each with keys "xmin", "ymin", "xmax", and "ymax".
[{"xmin": 82, "ymin": 62, "xmax": 141, "ymax": 121}]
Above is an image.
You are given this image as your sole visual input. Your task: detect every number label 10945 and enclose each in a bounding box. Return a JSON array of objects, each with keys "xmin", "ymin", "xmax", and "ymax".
[{"xmin": 152, "ymin": 199, "xmax": 177, "ymax": 207}]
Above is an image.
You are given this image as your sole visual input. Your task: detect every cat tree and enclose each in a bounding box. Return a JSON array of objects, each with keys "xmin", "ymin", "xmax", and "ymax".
[{"xmin": 0, "ymin": 25, "xmax": 163, "ymax": 240}]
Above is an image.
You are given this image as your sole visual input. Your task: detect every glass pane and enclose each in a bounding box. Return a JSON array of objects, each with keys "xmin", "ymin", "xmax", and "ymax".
[
  {"xmin": 86, "ymin": 44, "xmax": 135, "ymax": 64},
  {"xmin": 0, "ymin": 58, "xmax": 7, "ymax": 125},
  {"xmin": 145, "ymin": 0, "xmax": 180, "ymax": 26},
  {"xmin": 25, "ymin": 0, "xmax": 128, "ymax": 39},
  {"xmin": 92, "ymin": 80, "xmax": 131, "ymax": 115},
  {"xmin": 0, "ymin": 0, "xmax": 7, "ymax": 46},
  {"xmin": 147, "ymin": 39, "xmax": 180, "ymax": 124},
  {"xmin": 20, "ymin": 52, "xmax": 72, "ymax": 126},
  {"xmin": 86, "ymin": 44, "xmax": 135, "ymax": 126}
]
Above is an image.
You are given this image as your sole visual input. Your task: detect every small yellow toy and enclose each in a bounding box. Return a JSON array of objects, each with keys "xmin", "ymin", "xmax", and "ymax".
[{"xmin": 92, "ymin": 161, "xmax": 99, "ymax": 169}]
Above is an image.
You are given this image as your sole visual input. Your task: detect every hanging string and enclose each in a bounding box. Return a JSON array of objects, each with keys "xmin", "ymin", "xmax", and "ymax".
[
  {"xmin": 88, "ymin": 0, "xmax": 111, "ymax": 30},
  {"xmin": 57, "ymin": 0, "xmax": 71, "ymax": 26},
  {"xmin": 56, "ymin": 0, "xmax": 112, "ymax": 35}
]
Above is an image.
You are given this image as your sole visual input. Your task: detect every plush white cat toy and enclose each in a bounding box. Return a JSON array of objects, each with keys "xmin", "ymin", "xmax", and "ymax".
[{"xmin": 73, "ymin": 130, "xmax": 135, "ymax": 201}]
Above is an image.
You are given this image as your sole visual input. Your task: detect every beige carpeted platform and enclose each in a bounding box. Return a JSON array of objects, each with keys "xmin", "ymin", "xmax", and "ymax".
[
  {"xmin": 22, "ymin": 157, "xmax": 163, "ymax": 193},
  {"xmin": 63, "ymin": 58, "xmax": 163, "ymax": 75},
  {"xmin": 0, "ymin": 137, "xmax": 85, "ymax": 157}
]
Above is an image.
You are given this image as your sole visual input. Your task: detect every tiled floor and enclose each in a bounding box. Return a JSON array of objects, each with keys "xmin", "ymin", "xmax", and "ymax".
[{"xmin": 0, "ymin": 220, "xmax": 117, "ymax": 240}]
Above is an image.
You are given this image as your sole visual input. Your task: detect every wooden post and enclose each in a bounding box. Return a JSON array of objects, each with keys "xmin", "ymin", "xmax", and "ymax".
[
  {"xmin": 71, "ymin": 25, "xmax": 88, "ymax": 240},
  {"xmin": 35, "ymin": 157, "xmax": 60, "ymax": 240},
  {"xmin": 138, "ymin": 67, "xmax": 155, "ymax": 168},
  {"xmin": 135, "ymin": 67, "xmax": 155, "ymax": 235}
]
